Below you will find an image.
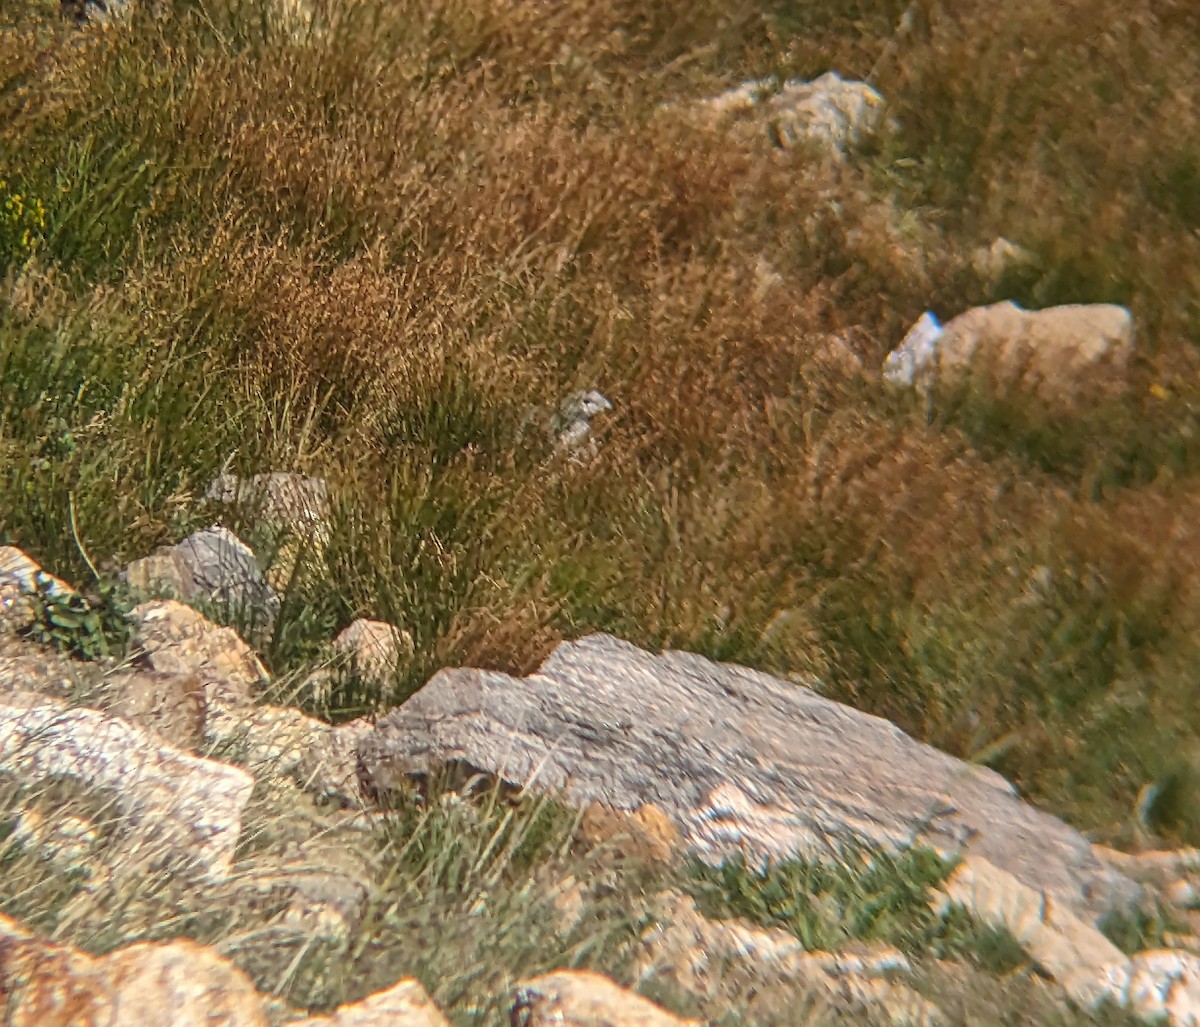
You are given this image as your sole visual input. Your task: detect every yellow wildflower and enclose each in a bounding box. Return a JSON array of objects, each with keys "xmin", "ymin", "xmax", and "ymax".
[{"xmin": 1149, "ymin": 383, "xmax": 1169, "ymax": 400}]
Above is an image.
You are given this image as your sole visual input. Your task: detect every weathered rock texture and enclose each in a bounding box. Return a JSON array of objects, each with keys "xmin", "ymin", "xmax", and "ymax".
[
  {"xmin": 883, "ymin": 301, "xmax": 1134, "ymax": 405},
  {"xmin": 289, "ymin": 979, "xmax": 451, "ymax": 1027},
  {"xmin": 125, "ymin": 526, "xmax": 280, "ymax": 636},
  {"xmin": 937, "ymin": 856, "xmax": 1200, "ymax": 1026},
  {"xmin": 0, "ymin": 696, "xmax": 254, "ymax": 878},
  {"xmin": 0, "ymin": 912, "xmax": 268, "ymax": 1027},
  {"xmin": 358, "ymin": 634, "xmax": 1138, "ymax": 923}
]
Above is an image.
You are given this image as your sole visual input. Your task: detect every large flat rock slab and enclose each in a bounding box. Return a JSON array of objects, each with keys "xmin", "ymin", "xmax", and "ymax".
[{"xmin": 359, "ymin": 634, "xmax": 1138, "ymax": 922}]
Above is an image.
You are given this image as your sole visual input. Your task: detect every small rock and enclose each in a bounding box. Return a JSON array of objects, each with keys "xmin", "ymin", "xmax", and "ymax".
[
  {"xmin": 0, "ymin": 697, "xmax": 254, "ymax": 879},
  {"xmin": 129, "ymin": 599, "xmax": 269, "ymax": 734},
  {"xmin": 0, "ymin": 912, "xmax": 268, "ymax": 1026},
  {"xmin": 331, "ymin": 619, "xmax": 415, "ymax": 691},
  {"xmin": 883, "ymin": 301, "xmax": 1135, "ymax": 406},
  {"xmin": 125, "ymin": 527, "xmax": 280, "ymax": 638},
  {"xmin": 928, "ymin": 856, "xmax": 1200, "ymax": 1025},
  {"xmin": 511, "ymin": 970, "xmax": 702, "ymax": 1027},
  {"xmin": 1094, "ymin": 846, "xmax": 1200, "ymax": 890},
  {"xmin": 1124, "ymin": 949, "xmax": 1200, "ymax": 1025},
  {"xmin": 933, "ymin": 856, "xmax": 1126, "ymax": 986},
  {"xmin": 638, "ymin": 894, "xmax": 941, "ymax": 1027},
  {"xmin": 275, "ymin": 867, "xmax": 370, "ymax": 946},
  {"xmin": 288, "ymin": 978, "xmax": 451, "ymax": 1026},
  {"xmin": 210, "ymin": 703, "xmax": 368, "ymax": 804}
]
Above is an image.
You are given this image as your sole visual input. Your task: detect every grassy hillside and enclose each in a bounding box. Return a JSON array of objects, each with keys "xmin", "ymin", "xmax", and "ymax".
[{"xmin": 4, "ymin": 0, "xmax": 1200, "ymax": 852}]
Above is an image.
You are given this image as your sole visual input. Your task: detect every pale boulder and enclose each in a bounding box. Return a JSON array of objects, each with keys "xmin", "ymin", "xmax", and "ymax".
[
  {"xmin": 936, "ymin": 856, "xmax": 1200, "ymax": 1025},
  {"xmin": 0, "ymin": 913, "xmax": 268, "ymax": 1027},
  {"xmin": 357, "ymin": 634, "xmax": 1139, "ymax": 924},
  {"xmin": 637, "ymin": 893, "xmax": 941, "ymax": 1026},
  {"xmin": 884, "ymin": 301, "xmax": 1135, "ymax": 406},
  {"xmin": 0, "ymin": 696, "xmax": 254, "ymax": 879},
  {"xmin": 288, "ymin": 979, "xmax": 451, "ymax": 1027}
]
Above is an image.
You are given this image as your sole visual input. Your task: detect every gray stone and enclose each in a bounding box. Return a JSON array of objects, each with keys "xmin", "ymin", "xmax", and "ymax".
[
  {"xmin": 204, "ymin": 472, "xmax": 330, "ymax": 543},
  {"xmin": 358, "ymin": 634, "xmax": 1139, "ymax": 923},
  {"xmin": 638, "ymin": 893, "xmax": 942, "ymax": 1026},
  {"xmin": 937, "ymin": 858, "xmax": 1200, "ymax": 1027},
  {"xmin": 125, "ymin": 527, "xmax": 280, "ymax": 638}
]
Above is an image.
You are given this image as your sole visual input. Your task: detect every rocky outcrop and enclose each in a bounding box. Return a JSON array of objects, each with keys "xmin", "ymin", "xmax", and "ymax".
[
  {"xmin": 0, "ymin": 913, "xmax": 268, "ymax": 1027},
  {"xmin": 883, "ymin": 301, "xmax": 1135, "ymax": 406},
  {"xmin": 8, "ymin": 542, "xmax": 1200, "ymax": 1025},
  {"xmin": 0, "ymin": 693, "xmax": 254, "ymax": 879},
  {"xmin": 356, "ymin": 633, "xmax": 1139, "ymax": 924}
]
